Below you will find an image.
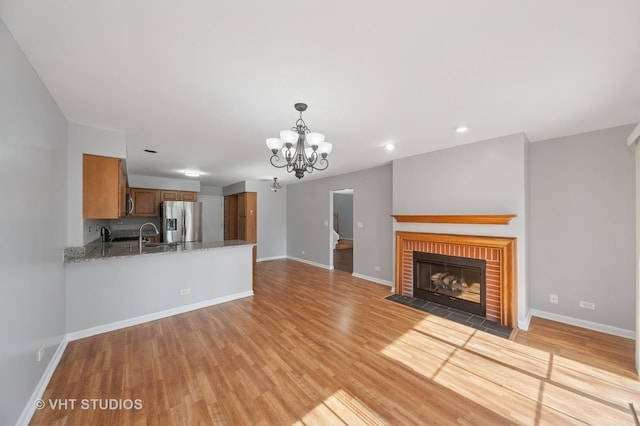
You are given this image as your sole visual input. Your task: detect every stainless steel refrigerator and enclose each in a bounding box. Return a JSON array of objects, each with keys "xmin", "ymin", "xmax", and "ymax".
[{"xmin": 162, "ymin": 201, "xmax": 203, "ymax": 243}]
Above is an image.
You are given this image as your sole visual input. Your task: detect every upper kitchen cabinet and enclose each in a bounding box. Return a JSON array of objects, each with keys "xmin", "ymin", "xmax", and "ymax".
[
  {"xmin": 130, "ymin": 188, "xmax": 160, "ymax": 217},
  {"xmin": 180, "ymin": 191, "xmax": 198, "ymax": 201},
  {"xmin": 160, "ymin": 190, "xmax": 198, "ymax": 202},
  {"xmin": 83, "ymin": 154, "xmax": 127, "ymax": 219}
]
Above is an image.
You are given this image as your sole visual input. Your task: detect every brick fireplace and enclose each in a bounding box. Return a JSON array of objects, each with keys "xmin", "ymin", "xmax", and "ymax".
[{"xmin": 393, "ymin": 217, "xmax": 517, "ymax": 327}]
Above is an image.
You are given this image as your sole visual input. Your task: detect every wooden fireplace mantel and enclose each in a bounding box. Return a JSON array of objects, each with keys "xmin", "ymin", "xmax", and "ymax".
[{"xmin": 391, "ymin": 214, "xmax": 517, "ymax": 225}]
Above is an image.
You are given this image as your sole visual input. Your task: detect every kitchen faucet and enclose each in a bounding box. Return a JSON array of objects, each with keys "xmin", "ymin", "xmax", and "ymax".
[{"xmin": 139, "ymin": 222, "xmax": 160, "ymax": 251}]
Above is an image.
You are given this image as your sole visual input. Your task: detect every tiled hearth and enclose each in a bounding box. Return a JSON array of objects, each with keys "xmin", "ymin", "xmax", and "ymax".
[
  {"xmin": 385, "ymin": 293, "xmax": 513, "ymax": 339},
  {"xmin": 395, "ymin": 231, "xmax": 517, "ymax": 328}
]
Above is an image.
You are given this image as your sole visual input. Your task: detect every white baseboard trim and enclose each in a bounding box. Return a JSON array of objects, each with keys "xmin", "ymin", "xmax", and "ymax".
[
  {"xmin": 67, "ymin": 291, "xmax": 254, "ymax": 341},
  {"xmin": 351, "ymin": 273, "xmax": 393, "ymax": 287},
  {"xmin": 286, "ymin": 256, "xmax": 331, "ymax": 270},
  {"xmin": 529, "ymin": 309, "xmax": 635, "ymax": 339},
  {"xmin": 256, "ymin": 255, "xmax": 287, "ymax": 262},
  {"xmin": 285, "ymin": 257, "xmax": 392, "ymax": 286},
  {"xmin": 17, "ymin": 336, "xmax": 69, "ymax": 426},
  {"xmin": 518, "ymin": 310, "xmax": 532, "ymax": 331}
]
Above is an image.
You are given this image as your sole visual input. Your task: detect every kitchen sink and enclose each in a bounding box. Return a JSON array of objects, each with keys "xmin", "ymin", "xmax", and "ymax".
[
  {"xmin": 143, "ymin": 242, "xmax": 168, "ymax": 248},
  {"xmin": 109, "ymin": 236, "xmax": 138, "ymax": 242}
]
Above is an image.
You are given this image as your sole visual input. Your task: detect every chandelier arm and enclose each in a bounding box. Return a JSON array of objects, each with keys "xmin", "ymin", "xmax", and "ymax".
[
  {"xmin": 307, "ymin": 151, "xmax": 318, "ymax": 165},
  {"xmin": 269, "ymin": 154, "xmax": 289, "ymax": 168},
  {"xmin": 313, "ymin": 158, "xmax": 329, "ymax": 171}
]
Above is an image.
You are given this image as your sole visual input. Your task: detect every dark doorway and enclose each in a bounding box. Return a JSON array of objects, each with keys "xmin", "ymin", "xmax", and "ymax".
[{"xmin": 332, "ymin": 189, "xmax": 353, "ymax": 273}]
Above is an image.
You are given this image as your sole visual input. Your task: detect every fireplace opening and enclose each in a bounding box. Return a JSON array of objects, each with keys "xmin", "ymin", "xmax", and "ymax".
[{"xmin": 413, "ymin": 251, "xmax": 486, "ymax": 317}]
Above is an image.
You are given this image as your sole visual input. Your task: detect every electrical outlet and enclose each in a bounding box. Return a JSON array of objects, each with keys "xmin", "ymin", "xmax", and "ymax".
[
  {"xmin": 301, "ymin": 250, "xmax": 305, "ymax": 255},
  {"xmin": 550, "ymin": 294, "xmax": 559, "ymax": 304},
  {"xmin": 374, "ymin": 266, "xmax": 381, "ymax": 272},
  {"xmin": 579, "ymin": 301, "xmax": 595, "ymax": 310},
  {"xmin": 180, "ymin": 288, "xmax": 191, "ymax": 296},
  {"xmin": 37, "ymin": 345, "xmax": 45, "ymax": 362}
]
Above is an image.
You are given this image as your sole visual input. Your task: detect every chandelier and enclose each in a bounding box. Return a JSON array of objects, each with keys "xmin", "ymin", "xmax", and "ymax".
[
  {"xmin": 268, "ymin": 177, "xmax": 282, "ymax": 192},
  {"xmin": 266, "ymin": 103, "xmax": 333, "ymax": 179}
]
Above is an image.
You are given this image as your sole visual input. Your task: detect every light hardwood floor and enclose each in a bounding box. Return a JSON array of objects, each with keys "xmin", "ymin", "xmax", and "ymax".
[{"xmin": 32, "ymin": 259, "xmax": 639, "ymax": 425}]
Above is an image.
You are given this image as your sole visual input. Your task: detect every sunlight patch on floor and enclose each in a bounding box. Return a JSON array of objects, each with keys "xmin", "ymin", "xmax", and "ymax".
[
  {"xmin": 296, "ymin": 389, "xmax": 386, "ymax": 425},
  {"xmin": 381, "ymin": 316, "xmax": 638, "ymax": 424}
]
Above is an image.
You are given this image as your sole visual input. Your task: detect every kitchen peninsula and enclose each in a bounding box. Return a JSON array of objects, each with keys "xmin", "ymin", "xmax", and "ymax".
[{"xmin": 64, "ymin": 239, "xmax": 254, "ymax": 337}]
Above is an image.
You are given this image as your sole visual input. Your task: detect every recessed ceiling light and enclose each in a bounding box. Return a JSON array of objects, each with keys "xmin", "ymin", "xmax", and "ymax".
[
  {"xmin": 454, "ymin": 125, "xmax": 469, "ymax": 133},
  {"xmin": 385, "ymin": 143, "xmax": 395, "ymax": 151},
  {"xmin": 144, "ymin": 149, "xmax": 157, "ymax": 153},
  {"xmin": 184, "ymin": 170, "xmax": 201, "ymax": 177}
]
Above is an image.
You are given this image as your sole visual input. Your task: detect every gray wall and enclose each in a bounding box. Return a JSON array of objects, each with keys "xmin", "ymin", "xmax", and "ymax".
[
  {"xmin": 287, "ymin": 165, "xmax": 393, "ymax": 283},
  {"xmin": 245, "ymin": 180, "xmax": 287, "ymax": 260},
  {"xmin": 128, "ymin": 174, "xmax": 200, "ymax": 191},
  {"xmin": 529, "ymin": 125, "xmax": 635, "ymax": 331},
  {"xmin": 200, "ymin": 185, "xmax": 224, "ymax": 196},
  {"xmin": 334, "ymin": 193, "xmax": 354, "ymax": 239},
  {"xmin": 0, "ymin": 19, "xmax": 68, "ymax": 424},
  {"xmin": 223, "ymin": 181, "xmax": 246, "ymax": 196},
  {"xmin": 393, "ymin": 133, "xmax": 528, "ymax": 215},
  {"xmin": 392, "ymin": 133, "xmax": 529, "ymax": 327}
]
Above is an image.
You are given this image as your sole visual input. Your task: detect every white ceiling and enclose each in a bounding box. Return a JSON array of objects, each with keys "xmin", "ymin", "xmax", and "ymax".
[{"xmin": 1, "ymin": 1, "xmax": 639, "ymax": 187}]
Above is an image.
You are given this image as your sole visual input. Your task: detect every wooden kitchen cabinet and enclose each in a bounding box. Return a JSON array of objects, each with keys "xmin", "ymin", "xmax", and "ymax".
[
  {"xmin": 180, "ymin": 191, "xmax": 198, "ymax": 201},
  {"xmin": 224, "ymin": 195, "xmax": 238, "ymax": 240},
  {"xmin": 130, "ymin": 188, "xmax": 160, "ymax": 217},
  {"xmin": 225, "ymin": 191, "xmax": 257, "ymax": 269},
  {"xmin": 160, "ymin": 190, "xmax": 179, "ymax": 201},
  {"xmin": 131, "ymin": 189, "xmax": 198, "ymax": 217},
  {"xmin": 160, "ymin": 190, "xmax": 198, "ymax": 202},
  {"xmin": 224, "ymin": 192, "xmax": 256, "ymax": 242},
  {"xmin": 237, "ymin": 192, "xmax": 257, "ymax": 243},
  {"xmin": 83, "ymin": 154, "xmax": 127, "ymax": 219}
]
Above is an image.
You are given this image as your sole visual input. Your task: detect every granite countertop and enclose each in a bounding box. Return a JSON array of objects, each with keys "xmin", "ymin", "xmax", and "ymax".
[{"xmin": 64, "ymin": 239, "xmax": 254, "ymax": 264}]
